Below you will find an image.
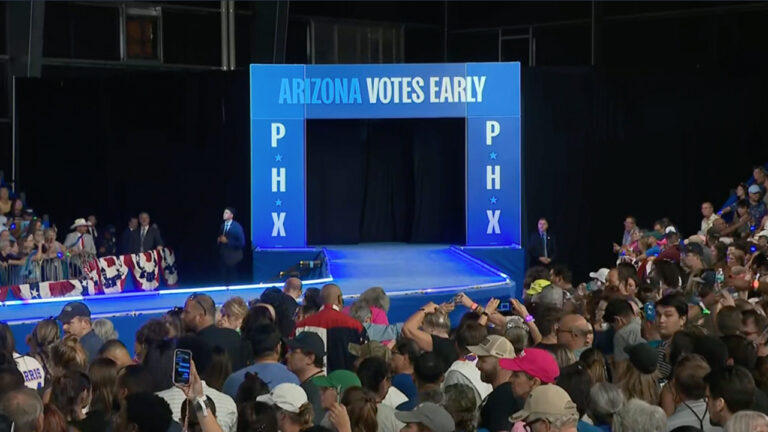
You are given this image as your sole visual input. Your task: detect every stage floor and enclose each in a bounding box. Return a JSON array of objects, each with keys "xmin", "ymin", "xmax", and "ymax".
[{"xmin": 5, "ymin": 243, "xmax": 517, "ymax": 353}]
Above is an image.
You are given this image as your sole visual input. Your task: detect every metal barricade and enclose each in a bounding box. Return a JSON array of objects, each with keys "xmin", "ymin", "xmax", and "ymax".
[
  {"xmin": 40, "ymin": 258, "xmax": 64, "ymax": 282},
  {"xmin": 63, "ymin": 253, "xmax": 96, "ymax": 281}
]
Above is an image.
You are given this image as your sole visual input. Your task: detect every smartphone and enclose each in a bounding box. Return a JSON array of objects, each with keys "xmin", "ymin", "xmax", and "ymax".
[
  {"xmin": 498, "ymin": 301, "xmax": 511, "ymax": 312},
  {"xmin": 173, "ymin": 349, "xmax": 192, "ymax": 386},
  {"xmin": 644, "ymin": 302, "xmax": 656, "ymax": 322}
]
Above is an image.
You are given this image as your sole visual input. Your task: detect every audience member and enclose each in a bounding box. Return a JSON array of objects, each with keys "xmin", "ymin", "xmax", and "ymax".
[
  {"xmin": 588, "ymin": 382, "xmax": 625, "ymax": 430},
  {"xmin": 390, "ymin": 338, "xmax": 420, "ymax": 410},
  {"xmin": 117, "ymin": 364, "xmax": 154, "ymax": 398},
  {"xmin": 182, "ymin": 293, "xmax": 246, "ymax": 371},
  {"xmin": 56, "ymin": 301, "xmax": 103, "ymax": 361},
  {"xmin": 394, "ymin": 402, "xmax": 455, "ymax": 432},
  {"xmin": 706, "ymin": 365, "xmax": 757, "ymax": 427},
  {"xmin": 656, "ymin": 294, "xmax": 689, "ymax": 381},
  {"xmin": 509, "ymin": 385, "xmax": 579, "ymax": 432},
  {"xmin": 49, "ymin": 370, "xmax": 91, "ymax": 423},
  {"xmin": 237, "ymin": 401, "xmax": 278, "ymax": 432},
  {"xmin": 116, "ymin": 392, "xmax": 174, "ymax": 432},
  {"xmin": 556, "ymin": 363, "xmax": 602, "ymax": 432},
  {"xmin": 313, "ymin": 370, "xmax": 362, "ymax": 422},
  {"xmin": 620, "ymin": 342, "xmax": 660, "ymax": 405},
  {"xmin": 613, "ymin": 398, "xmax": 666, "ymax": 432},
  {"xmin": 256, "ymin": 383, "xmax": 313, "ymax": 432},
  {"xmin": 413, "ymin": 351, "xmax": 445, "ymax": 404},
  {"xmin": 49, "ymin": 335, "xmax": 88, "ymax": 376},
  {"xmin": 338, "ymin": 387, "xmax": 377, "ymax": 432},
  {"xmin": 286, "ymin": 331, "xmax": 326, "ymax": 425},
  {"xmin": 0, "ymin": 388, "xmax": 44, "ymax": 432},
  {"xmin": 134, "ymin": 318, "xmax": 169, "ymax": 362},
  {"xmin": 223, "ymin": 322, "xmax": 298, "ymax": 397},
  {"xmin": 403, "ymin": 302, "xmax": 457, "ymax": 373},
  {"xmin": 356, "ymin": 356, "xmax": 404, "ymax": 432},
  {"xmin": 444, "ymin": 321, "xmax": 492, "ymax": 408},
  {"xmin": 92, "ymin": 318, "xmax": 118, "ymax": 342},
  {"xmin": 217, "ymin": 296, "xmax": 248, "ymax": 332},
  {"xmin": 156, "ymin": 335, "xmax": 237, "ymax": 432},
  {"xmin": 724, "ymin": 410, "xmax": 768, "ymax": 432},
  {"xmin": 0, "ymin": 322, "xmax": 44, "ymax": 390},
  {"xmin": 663, "ymin": 354, "xmax": 716, "ymax": 430},
  {"xmin": 470, "ymin": 335, "xmax": 522, "ymax": 432},
  {"xmin": 604, "ymin": 298, "xmax": 645, "ymax": 379},
  {"xmin": 64, "ymin": 218, "xmax": 96, "ymax": 255},
  {"xmin": 233, "ymin": 371, "xmax": 270, "ymax": 405},
  {"xmin": 98, "ymin": 339, "xmax": 134, "ymax": 369},
  {"xmin": 500, "ymin": 347, "xmax": 560, "ymax": 400},
  {"xmin": 293, "ymin": 284, "xmax": 367, "ymax": 372},
  {"xmin": 74, "ymin": 358, "xmax": 118, "ymax": 432},
  {"xmin": 443, "ymin": 383, "xmax": 478, "ymax": 432}
]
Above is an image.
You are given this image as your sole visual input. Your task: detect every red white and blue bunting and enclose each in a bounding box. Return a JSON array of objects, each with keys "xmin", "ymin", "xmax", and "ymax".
[{"xmin": 1, "ymin": 247, "xmax": 178, "ymax": 301}]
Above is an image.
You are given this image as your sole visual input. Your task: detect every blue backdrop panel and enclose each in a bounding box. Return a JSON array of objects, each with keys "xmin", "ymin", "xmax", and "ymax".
[
  {"xmin": 466, "ymin": 116, "xmax": 521, "ymax": 246},
  {"xmin": 251, "ymin": 118, "xmax": 306, "ymax": 247},
  {"xmin": 250, "ymin": 62, "xmax": 521, "ymax": 248}
]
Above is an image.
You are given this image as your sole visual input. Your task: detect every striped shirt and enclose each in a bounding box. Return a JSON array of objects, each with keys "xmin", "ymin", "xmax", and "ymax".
[{"xmin": 657, "ymin": 340, "xmax": 672, "ymax": 382}]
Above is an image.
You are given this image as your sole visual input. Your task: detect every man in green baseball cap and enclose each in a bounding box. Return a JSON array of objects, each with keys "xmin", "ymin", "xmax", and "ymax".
[{"xmin": 313, "ymin": 369, "xmax": 361, "ymax": 413}]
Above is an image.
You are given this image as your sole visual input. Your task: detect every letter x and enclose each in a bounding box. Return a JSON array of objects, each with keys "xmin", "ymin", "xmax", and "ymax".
[
  {"xmin": 272, "ymin": 212, "xmax": 286, "ymax": 237},
  {"xmin": 486, "ymin": 210, "xmax": 501, "ymax": 234}
]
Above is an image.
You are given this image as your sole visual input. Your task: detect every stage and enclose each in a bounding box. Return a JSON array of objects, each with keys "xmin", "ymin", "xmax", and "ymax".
[{"xmin": 5, "ymin": 243, "xmax": 522, "ymax": 354}]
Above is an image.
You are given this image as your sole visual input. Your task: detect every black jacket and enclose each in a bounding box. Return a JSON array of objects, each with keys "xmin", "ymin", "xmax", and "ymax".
[{"xmin": 527, "ymin": 230, "xmax": 557, "ymax": 264}]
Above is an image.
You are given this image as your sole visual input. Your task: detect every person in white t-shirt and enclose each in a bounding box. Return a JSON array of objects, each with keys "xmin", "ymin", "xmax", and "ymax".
[
  {"xmin": 0, "ymin": 323, "xmax": 45, "ymax": 390},
  {"xmin": 443, "ymin": 321, "xmax": 493, "ymax": 408},
  {"xmin": 13, "ymin": 352, "xmax": 45, "ymax": 390}
]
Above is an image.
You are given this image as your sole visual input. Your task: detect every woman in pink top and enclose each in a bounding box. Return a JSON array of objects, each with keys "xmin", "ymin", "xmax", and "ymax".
[{"xmin": 343, "ymin": 286, "xmax": 390, "ymax": 325}]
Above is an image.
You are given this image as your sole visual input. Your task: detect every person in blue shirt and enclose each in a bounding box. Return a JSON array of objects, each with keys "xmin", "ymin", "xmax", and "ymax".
[
  {"xmin": 222, "ymin": 321, "xmax": 299, "ymax": 397},
  {"xmin": 390, "ymin": 338, "xmax": 419, "ymax": 410},
  {"xmin": 57, "ymin": 301, "xmax": 103, "ymax": 362}
]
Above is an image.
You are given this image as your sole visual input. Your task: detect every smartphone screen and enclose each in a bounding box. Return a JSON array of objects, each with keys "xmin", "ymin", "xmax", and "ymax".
[{"xmin": 173, "ymin": 349, "xmax": 192, "ymax": 385}]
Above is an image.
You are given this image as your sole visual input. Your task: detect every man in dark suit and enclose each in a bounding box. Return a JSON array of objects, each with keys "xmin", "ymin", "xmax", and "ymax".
[
  {"xmin": 218, "ymin": 206, "xmax": 245, "ymax": 284},
  {"xmin": 134, "ymin": 212, "xmax": 164, "ymax": 253},
  {"xmin": 527, "ymin": 217, "xmax": 557, "ymax": 267},
  {"xmin": 119, "ymin": 216, "xmax": 139, "ymax": 254}
]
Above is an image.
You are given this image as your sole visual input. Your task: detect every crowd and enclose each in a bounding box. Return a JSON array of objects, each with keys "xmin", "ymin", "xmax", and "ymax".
[
  {"xmin": 0, "ymin": 185, "xmax": 167, "ymax": 285},
  {"xmin": 2, "ymin": 166, "xmax": 768, "ymax": 432}
]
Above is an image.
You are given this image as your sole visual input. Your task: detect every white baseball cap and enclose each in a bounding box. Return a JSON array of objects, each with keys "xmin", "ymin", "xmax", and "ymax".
[
  {"xmin": 589, "ymin": 268, "xmax": 610, "ymax": 284},
  {"xmin": 256, "ymin": 383, "xmax": 308, "ymax": 413}
]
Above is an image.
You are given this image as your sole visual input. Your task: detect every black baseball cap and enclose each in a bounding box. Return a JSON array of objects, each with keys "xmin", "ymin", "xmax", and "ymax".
[
  {"xmin": 684, "ymin": 243, "xmax": 705, "ymax": 257},
  {"xmin": 625, "ymin": 343, "xmax": 658, "ymax": 374},
  {"xmin": 57, "ymin": 301, "xmax": 91, "ymax": 322},
  {"xmin": 285, "ymin": 331, "xmax": 326, "ymax": 359}
]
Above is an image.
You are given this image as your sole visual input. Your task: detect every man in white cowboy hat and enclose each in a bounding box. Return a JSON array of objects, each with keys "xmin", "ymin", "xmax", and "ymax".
[{"xmin": 64, "ymin": 218, "xmax": 97, "ymax": 255}]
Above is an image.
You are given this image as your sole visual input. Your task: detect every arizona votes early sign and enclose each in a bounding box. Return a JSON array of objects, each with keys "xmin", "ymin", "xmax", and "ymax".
[{"xmin": 250, "ymin": 63, "xmax": 521, "ymax": 248}]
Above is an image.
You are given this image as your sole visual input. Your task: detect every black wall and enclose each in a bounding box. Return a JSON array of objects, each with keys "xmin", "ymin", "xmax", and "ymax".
[{"xmin": 16, "ymin": 65, "xmax": 768, "ymax": 285}]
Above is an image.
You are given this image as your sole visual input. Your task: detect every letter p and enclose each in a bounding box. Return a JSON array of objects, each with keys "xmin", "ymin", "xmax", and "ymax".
[
  {"xmin": 271, "ymin": 122, "xmax": 286, "ymax": 148},
  {"xmin": 486, "ymin": 121, "xmax": 500, "ymax": 145}
]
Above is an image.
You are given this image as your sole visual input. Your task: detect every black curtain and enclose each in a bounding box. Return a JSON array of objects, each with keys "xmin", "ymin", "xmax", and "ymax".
[
  {"xmin": 306, "ymin": 118, "xmax": 465, "ymax": 244},
  {"xmin": 15, "ymin": 66, "xmax": 768, "ymax": 286},
  {"xmin": 523, "ymin": 66, "xmax": 768, "ymax": 282}
]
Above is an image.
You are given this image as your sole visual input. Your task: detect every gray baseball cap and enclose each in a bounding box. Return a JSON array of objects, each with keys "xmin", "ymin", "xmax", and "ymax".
[{"xmin": 395, "ymin": 402, "xmax": 455, "ymax": 432}]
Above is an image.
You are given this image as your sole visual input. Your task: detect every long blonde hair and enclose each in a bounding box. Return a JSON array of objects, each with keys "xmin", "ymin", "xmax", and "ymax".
[
  {"xmin": 619, "ymin": 368, "xmax": 660, "ymax": 406},
  {"xmin": 50, "ymin": 335, "xmax": 88, "ymax": 376}
]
